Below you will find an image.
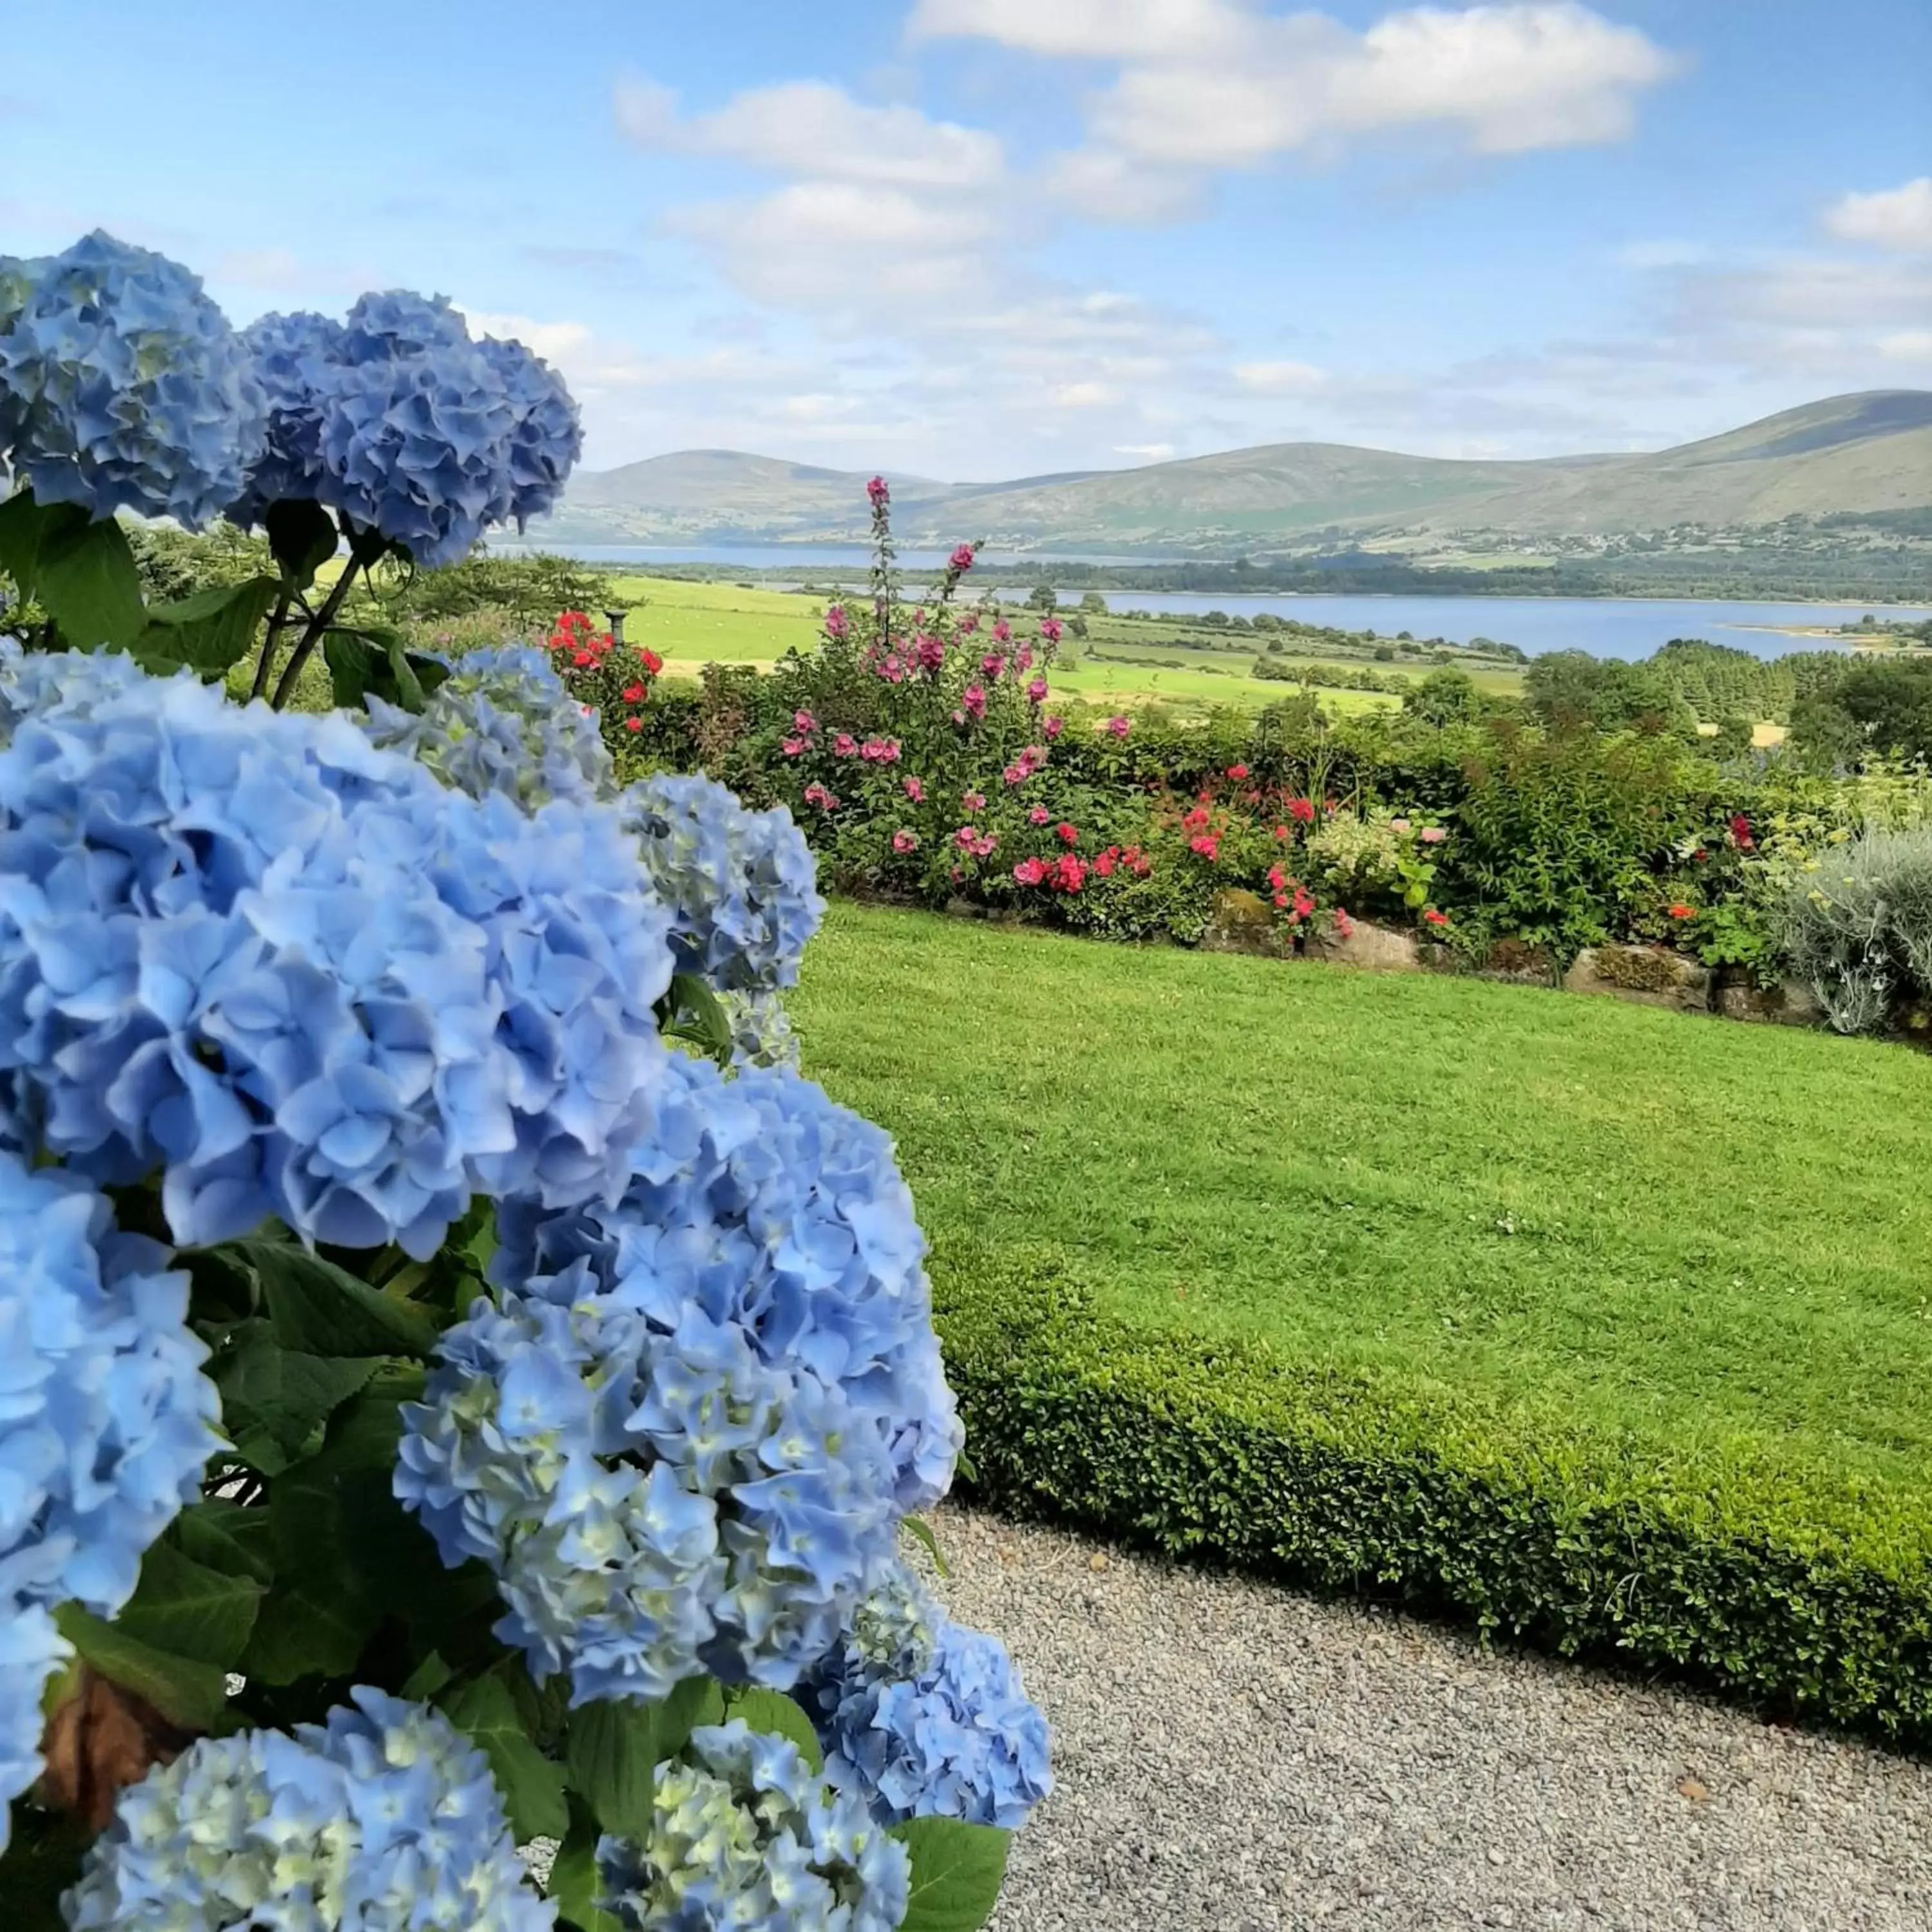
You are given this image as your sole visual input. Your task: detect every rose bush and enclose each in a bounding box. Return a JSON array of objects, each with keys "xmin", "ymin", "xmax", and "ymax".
[{"xmin": 0, "ymin": 235, "xmax": 1045, "ymax": 1932}]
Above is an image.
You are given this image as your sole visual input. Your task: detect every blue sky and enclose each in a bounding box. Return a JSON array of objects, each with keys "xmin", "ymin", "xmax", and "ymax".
[{"xmin": 2, "ymin": 1, "xmax": 1927, "ymax": 477}]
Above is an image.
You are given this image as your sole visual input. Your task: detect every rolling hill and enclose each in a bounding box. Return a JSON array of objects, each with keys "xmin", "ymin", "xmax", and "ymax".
[{"xmin": 526, "ymin": 390, "xmax": 1932, "ymax": 554}]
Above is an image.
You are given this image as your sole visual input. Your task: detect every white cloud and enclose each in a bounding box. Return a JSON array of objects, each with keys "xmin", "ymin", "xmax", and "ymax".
[
  {"xmin": 1824, "ymin": 177, "xmax": 1932, "ymax": 254},
  {"xmin": 920, "ymin": 2, "xmax": 1678, "ymax": 199},
  {"xmin": 1615, "ymin": 240, "xmax": 1709, "ymax": 270},
  {"xmin": 1234, "ymin": 359, "xmax": 1329, "ymax": 393},
  {"xmin": 908, "ymin": 0, "xmax": 1249, "ymax": 60},
  {"xmin": 1878, "ymin": 330, "xmax": 1932, "ymax": 364},
  {"xmin": 616, "ymin": 73, "xmax": 1004, "ymax": 190}
]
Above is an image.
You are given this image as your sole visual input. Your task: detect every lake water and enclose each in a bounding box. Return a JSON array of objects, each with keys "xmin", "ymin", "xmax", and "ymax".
[
  {"xmin": 1048, "ymin": 593, "xmax": 1932, "ymax": 663},
  {"xmin": 491, "ymin": 542, "xmax": 1929, "ymax": 661}
]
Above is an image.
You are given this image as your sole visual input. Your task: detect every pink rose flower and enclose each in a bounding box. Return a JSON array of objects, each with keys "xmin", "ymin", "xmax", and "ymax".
[
  {"xmin": 961, "ymin": 791, "xmax": 987, "ymax": 813},
  {"xmin": 1419, "ymin": 826, "xmax": 1446, "ymax": 844},
  {"xmin": 916, "ymin": 634, "xmax": 945, "ymax": 673},
  {"xmin": 1013, "ymin": 858, "xmax": 1047, "ymax": 886},
  {"xmin": 794, "ymin": 710, "xmax": 817, "ymax": 733},
  {"xmin": 803, "ymin": 783, "xmax": 838, "ymax": 811},
  {"xmin": 903, "ymin": 776, "xmax": 925, "ymax": 802},
  {"xmin": 1029, "ymin": 805, "xmax": 1050, "ymax": 825},
  {"xmin": 892, "ymin": 828, "xmax": 919, "ymax": 855},
  {"xmin": 781, "ymin": 738, "xmax": 806, "ymax": 757},
  {"xmin": 1104, "ymin": 715, "xmax": 1130, "ymax": 739},
  {"xmin": 1003, "ymin": 765, "xmax": 1025, "ymax": 786},
  {"xmin": 1389, "ymin": 818, "xmax": 1411, "ymax": 834},
  {"xmin": 834, "ymin": 734, "xmax": 858, "ymax": 758}
]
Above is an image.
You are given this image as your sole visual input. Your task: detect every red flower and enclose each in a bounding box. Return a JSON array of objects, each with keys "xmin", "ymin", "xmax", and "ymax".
[
  {"xmin": 1423, "ymin": 908, "xmax": 1450, "ymax": 928},
  {"xmin": 623, "ymin": 716, "xmax": 643, "ymax": 734},
  {"xmin": 571, "ymin": 650, "xmax": 593, "ymax": 668},
  {"xmin": 1052, "ymin": 854, "xmax": 1087, "ymax": 892},
  {"xmin": 639, "ymin": 648, "xmax": 665, "ymax": 676},
  {"xmin": 1189, "ymin": 834, "xmax": 1221, "ymax": 860},
  {"xmin": 1094, "ymin": 848, "xmax": 1117, "ymax": 878},
  {"xmin": 1729, "ymin": 814, "xmax": 1754, "ymax": 850},
  {"xmin": 1668, "ymin": 903, "xmax": 1695, "ymax": 920},
  {"xmin": 1013, "ymin": 857, "xmax": 1047, "ymax": 886},
  {"xmin": 1056, "ymin": 822, "xmax": 1079, "ymax": 846},
  {"xmin": 1226, "ymin": 763, "xmax": 1249, "ymax": 780},
  {"xmin": 622, "ymin": 683, "xmax": 645, "ymax": 703},
  {"xmin": 1288, "ymin": 797, "xmax": 1316, "ymax": 824}
]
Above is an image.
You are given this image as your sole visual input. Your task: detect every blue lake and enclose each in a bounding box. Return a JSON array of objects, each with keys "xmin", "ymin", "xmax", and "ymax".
[
  {"xmin": 1041, "ymin": 594, "xmax": 1932, "ymax": 663},
  {"xmin": 493, "ymin": 542, "xmax": 1929, "ymax": 661}
]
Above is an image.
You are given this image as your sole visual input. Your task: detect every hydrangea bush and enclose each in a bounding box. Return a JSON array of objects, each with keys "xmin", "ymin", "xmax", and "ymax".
[{"xmin": 0, "ymin": 236, "xmax": 1045, "ymax": 1932}]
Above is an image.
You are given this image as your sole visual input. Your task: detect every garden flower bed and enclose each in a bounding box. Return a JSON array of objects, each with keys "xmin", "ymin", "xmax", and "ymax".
[{"xmin": 795, "ymin": 903, "xmax": 1932, "ymax": 1748}]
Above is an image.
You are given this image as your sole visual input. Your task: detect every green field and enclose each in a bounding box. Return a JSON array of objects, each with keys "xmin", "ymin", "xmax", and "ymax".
[
  {"xmin": 792, "ymin": 902, "xmax": 1932, "ymax": 1737},
  {"xmin": 601, "ymin": 574, "xmax": 1515, "ymax": 717}
]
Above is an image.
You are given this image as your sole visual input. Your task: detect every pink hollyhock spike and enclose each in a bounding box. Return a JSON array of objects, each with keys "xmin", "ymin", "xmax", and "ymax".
[
  {"xmin": 981, "ymin": 653, "xmax": 1007, "ymax": 680},
  {"xmin": 1027, "ymin": 677, "xmax": 1049, "ymax": 704},
  {"xmin": 1039, "ymin": 618, "xmax": 1063, "ymax": 643},
  {"xmin": 949, "ymin": 543, "xmax": 976, "ymax": 572},
  {"xmin": 824, "ymin": 606, "xmax": 848, "ymax": 639},
  {"xmin": 992, "ymin": 618, "xmax": 1012, "ymax": 645}
]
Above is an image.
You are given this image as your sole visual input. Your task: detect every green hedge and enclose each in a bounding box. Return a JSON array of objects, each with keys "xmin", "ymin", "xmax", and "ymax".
[{"xmin": 934, "ymin": 1242, "xmax": 1932, "ymax": 1748}]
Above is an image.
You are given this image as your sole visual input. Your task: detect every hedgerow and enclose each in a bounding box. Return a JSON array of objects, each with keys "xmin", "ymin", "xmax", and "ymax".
[{"xmin": 934, "ymin": 1244, "xmax": 1932, "ymax": 1747}]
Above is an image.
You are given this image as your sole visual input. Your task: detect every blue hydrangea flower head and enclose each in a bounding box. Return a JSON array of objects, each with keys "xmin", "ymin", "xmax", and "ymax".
[
  {"xmin": 489, "ymin": 1056, "xmax": 962, "ymax": 1517},
  {"xmin": 720, "ymin": 987, "xmax": 802, "ymax": 1072},
  {"xmin": 341, "ymin": 289, "xmax": 474, "ymax": 365},
  {"xmin": 365, "ymin": 643, "xmax": 613, "ymax": 808},
  {"xmin": 63, "ymin": 1687, "xmax": 554, "ymax": 1932},
  {"xmin": 0, "ymin": 656, "xmax": 674, "ymax": 1254},
  {"xmin": 0, "ymin": 1150, "xmax": 218, "ymax": 1619},
  {"xmin": 596, "ymin": 1719, "xmax": 909, "ymax": 1932},
  {"xmin": 395, "ymin": 1280, "xmax": 898, "ymax": 1704},
  {"xmin": 0, "ymin": 231, "xmax": 267, "ymax": 529},
  {"xmin": 0, "ymin": 639, "xmax": 159, "ymax": 744},
  {"xmin": 802, "ymin": 1614, "xmax": 1051, "ymax": 1832},
  {"xmin": 316, "ymin": 343, "xmax": 518, "ymax": 568},
  {"xmin": 622, "ymin": 773, "xmax": 825, "ymax": 994},
  {"xmin": 227, "ymin": 308, "xmax": 348, "ymax": 526},
  {"xmin": 0, "ymin": 1601, "xmax": 68, "ymax": 1855},
  {"xmin": 475, "ymin": 336, "xmax": 583, "ymax": 527}
]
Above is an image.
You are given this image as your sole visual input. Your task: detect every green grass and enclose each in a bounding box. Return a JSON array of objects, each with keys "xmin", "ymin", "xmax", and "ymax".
[{"xmin": 792, "ymin": 902, "xmax": 1932, "ymax": 1734}]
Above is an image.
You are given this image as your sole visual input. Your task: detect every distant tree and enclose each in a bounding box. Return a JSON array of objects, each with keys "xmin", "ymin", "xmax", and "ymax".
[
  {"xmin": 1372, "ymin": 643, "xmax": 1396, "ymax": 661},
  {"xmin": 1403, "ymin": 667, "xmax": 1483, "ymax": 726},
  {"xmin": 1709, "ymin": 713, "xmax": 1756, "ymax": 757},
  {"xmin": 1198, "ymin": 609, "xmax": 1229, "ymax": 627},
  {"xmin": 1793, "ymin": 660, "xmax": 1932, "ymax": 764},
  {"xmin": 1078, "ymin": 591, "xmax": 1108, "ymax": 615},
  {"xmin": 1027, "ymin": 583, "xmax": 1058, "ymax": 611},
  {"xmin": 1066, "ymin": 614, "xmax": 1088, "ymax": 639}
]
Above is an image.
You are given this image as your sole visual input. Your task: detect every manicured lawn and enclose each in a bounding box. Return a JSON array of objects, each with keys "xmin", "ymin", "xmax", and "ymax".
[{"xmin": 792, "ymin": 902, "xmax": 1932, "ymax": 1736}]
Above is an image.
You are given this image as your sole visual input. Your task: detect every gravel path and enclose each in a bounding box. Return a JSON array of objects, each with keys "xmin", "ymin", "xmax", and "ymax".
[{"xmin": 928, "ymin": 1507, "xmax": 1932, "ymax": 1932}]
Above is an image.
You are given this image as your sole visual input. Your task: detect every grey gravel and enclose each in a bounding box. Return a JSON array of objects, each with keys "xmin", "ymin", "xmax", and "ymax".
[{"xmin": 925, "ymin": 1506, "xmax": 1932, "ymax": 1932}]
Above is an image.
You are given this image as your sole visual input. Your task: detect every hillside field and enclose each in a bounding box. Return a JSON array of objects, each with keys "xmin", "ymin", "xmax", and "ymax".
[{"xmin": 609, "ymin": 573, "xmax": 1515, "ymax": 717}]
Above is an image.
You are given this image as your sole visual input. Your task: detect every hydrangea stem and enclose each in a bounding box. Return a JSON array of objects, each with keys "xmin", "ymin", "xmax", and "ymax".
[
  {"xmin": 249, "ymin": 583, "xmax": 296, "ymax": 702},
  {"xmin": 269, "ymin": 524, "xmax": 384, "ymax": 709}
]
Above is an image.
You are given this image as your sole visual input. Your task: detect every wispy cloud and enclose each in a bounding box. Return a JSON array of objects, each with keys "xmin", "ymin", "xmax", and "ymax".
[{"xmin": 1824, "ymin": 176, "xmax": 1932, "ymax": 254}]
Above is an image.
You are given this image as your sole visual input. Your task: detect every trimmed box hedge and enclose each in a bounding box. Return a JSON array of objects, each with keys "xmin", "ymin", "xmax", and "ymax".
[{"xmin": 935, "ymin": 1242, "xmax": 1932, "ymax": 1749}]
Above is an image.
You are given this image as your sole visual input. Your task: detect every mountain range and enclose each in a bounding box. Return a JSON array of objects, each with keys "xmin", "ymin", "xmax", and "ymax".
[{"xmin": 527, "ymin": 390, "xmax": 1932, "ymax": 556}]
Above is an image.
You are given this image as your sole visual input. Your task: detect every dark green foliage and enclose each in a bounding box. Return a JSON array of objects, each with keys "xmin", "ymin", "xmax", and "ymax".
[{"xmin": 1792, "ymin": 660, "xmax": 1932, "ymax": 764}]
